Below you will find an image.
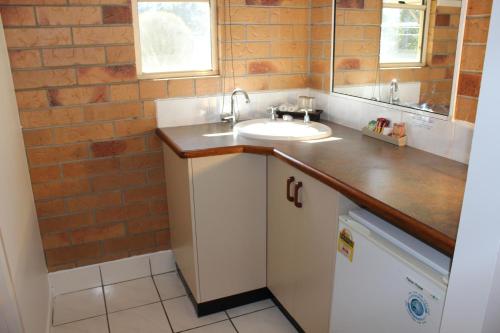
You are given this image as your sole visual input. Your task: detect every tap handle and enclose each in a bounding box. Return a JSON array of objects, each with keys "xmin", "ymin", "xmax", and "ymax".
[{"xmin": 267, "ymin": 105, "xmax": 279, "ymax": 120}]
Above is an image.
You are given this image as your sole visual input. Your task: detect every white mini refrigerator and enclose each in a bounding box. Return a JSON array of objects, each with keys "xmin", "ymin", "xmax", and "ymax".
[{"xmin": 330, "ymin": 209, "xmax": 451, "ymax": 333}]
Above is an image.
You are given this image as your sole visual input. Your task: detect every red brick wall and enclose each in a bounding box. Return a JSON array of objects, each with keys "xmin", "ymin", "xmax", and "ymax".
[
  {"xmin": 0, "ymin": 0, "xmax": 310, "ymax": 271},
  {"xmin": 0, "ymin": 0, "xmax": 488, "ymax": 271},
  {"xmin": 454, "ymin": 0, "xmax": 493, "ymax": 122}
]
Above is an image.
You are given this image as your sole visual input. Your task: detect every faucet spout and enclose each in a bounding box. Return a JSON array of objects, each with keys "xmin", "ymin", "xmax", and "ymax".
[
  {"xmin": 223, "ymin": 88, "xmax": 251, "ymax": 126},
  {"xmin": 233, "ymin": 88, "xmax": 250, "ymax": 104},
  {"xmin": 389, "ymin": 79, "xmax": 399, "ymax": 104}
]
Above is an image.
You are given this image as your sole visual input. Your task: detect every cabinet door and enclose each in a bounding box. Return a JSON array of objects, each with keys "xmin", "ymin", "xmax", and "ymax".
[
  {"xmin": 267, "ymin": 157, "xmax": 299, "ymax": 313},
  {"xmin": 192, "ymin": 153, "xmax": 267, "ymax": 302},
  {"xmin": 268, "ymin": 156, "xmax": 339, "ymax": 333},
  {"xmin": 292, "ymin": 170, "xmax": 339, "ymax": 333}
]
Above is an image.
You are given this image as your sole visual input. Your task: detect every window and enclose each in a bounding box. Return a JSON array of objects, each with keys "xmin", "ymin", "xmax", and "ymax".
[
  {"xmin": 379, "ymin": 0, "xmax": 430, "ymax": 66},
  {"xmin": 131, "ymin": 0, "xmax": 218, "ymax": 78}
]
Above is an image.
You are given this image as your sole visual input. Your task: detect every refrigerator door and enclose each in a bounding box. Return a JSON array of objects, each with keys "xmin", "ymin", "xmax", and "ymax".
[{"xmin": 331, "ymin": 216, "xmax": 448, "ymax": 333}]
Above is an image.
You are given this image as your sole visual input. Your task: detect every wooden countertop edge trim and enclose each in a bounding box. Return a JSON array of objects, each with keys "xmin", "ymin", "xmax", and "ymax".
[{"xmin": 155, "ymin": 128, "xmax": 455, "ymax": 256}]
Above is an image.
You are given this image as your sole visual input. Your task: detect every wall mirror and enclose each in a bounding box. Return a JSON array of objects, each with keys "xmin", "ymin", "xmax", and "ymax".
[{"xmin": 332, "ymin": 0, "xmax": 463, "ymax": 116}]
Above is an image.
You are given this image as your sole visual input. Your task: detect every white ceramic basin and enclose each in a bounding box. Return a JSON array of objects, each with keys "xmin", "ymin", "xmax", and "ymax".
[{"xmin": 234, "ymin": 118, "xmax": 332, "ymax": 141}]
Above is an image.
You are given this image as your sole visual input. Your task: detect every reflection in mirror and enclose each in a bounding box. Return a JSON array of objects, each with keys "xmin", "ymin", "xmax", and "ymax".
[{"xmin": 332, "ymin": 0, "xmax": 462, "ymax": 116}]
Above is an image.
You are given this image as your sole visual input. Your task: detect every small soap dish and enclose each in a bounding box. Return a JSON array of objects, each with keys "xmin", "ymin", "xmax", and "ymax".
[{"xmin": 362, "ymin": 127, "xmax": 407, "ymax": 147}]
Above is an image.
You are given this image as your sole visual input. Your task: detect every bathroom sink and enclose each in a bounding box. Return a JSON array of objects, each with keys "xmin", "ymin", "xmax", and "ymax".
[{"xmin": 234, "ymin": 118, "xmax": 332, "ymax": 141}]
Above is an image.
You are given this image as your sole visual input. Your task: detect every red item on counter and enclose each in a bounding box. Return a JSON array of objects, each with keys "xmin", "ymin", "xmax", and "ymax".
[{"xmin": 375, "ymin": 118, "xmax": 390, "ymax": 134}]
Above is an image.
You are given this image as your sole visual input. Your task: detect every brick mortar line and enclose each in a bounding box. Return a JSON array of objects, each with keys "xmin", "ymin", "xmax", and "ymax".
[
  {"xmin": 36, "ymin": 196, "xmax": 166, "ymax": 218},
  {"xmin": 25, "ymin": 135, "xmax": 160, "ymax": 150},
  {"xmin": 28, "ymin": 155, "xmax": 162, "ymax": 174},
  {"xmin": 7, "ymin": 43, "xmax": 134, "ymax": 51},
  {"xmin": 41, "ymin": 213, "xmax": 169, "ymax": 236},
  {"xmin": 28, "ymin": 154, "xmax": 163, "ymax": 172},
  {"xmin": 41, "ymin": 221, "xmax": 170, "ymax": 242},
  {"xmin": 12, "ymin": 72, "xmax": 310, "ymax": 93},
  {"xmin": 4, "ymin": 22, "xmax": 314, "ymax": 30},
  {"xmin": 3, "ymin": 23, "xmax": 133, "ymax": 28},
  {"xmin": 34, "ymin": 172, "xmax": 165, "ymax": 191}
]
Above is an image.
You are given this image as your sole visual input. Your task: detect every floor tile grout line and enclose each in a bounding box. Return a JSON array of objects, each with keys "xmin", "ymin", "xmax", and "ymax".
[
  {"xmin": 177, "ymin": 318, "xmax": 232, "ymax": 333},
  {"xmin": 152, "ymin": 269, "xmax": 177, "ymax": 277},
  {"xmin": 51, "ymin": 270, "xmax": 177, "ymax": 298},
  {"xmin": 51, "ymin": 270, "xmax": 106, "ymax": 328},
  {"xmin": 51, "ymin": 313, "xmax": 108, "ymax": 328},
  {"xmin": 228, "ymin": 305, "xmax": 277, "ymax": 319},
  {"xmin": 151, "ymin": 260, "xmax": 176, "ymax": 333},
  {"xmin": 226, "ymin": 310, "xmax": 240, "ymax": 333},
  {"xmin": 102, "ymin": 270, "xmax": 177, "ymax": 287},
  {"xmin": 54, "ymin": 285, "xmax": 104, "ymax": 297},
  {"xmin": 52, "ymin": 287, "xmax": 181, "ymax": 326},
  {"xmin": 50, "ymin": 301, "xmax": 276, "ymax": 329},
  {"xmin": 103, "ymin": 274, "xmax": 156, "ymax": 288},
  {"xmin": 95, "ymin": 295, "xmax": 188, "ymax": 317},
  {"xmin": 99, "ymin": 267, "xmax": 112, "ymax": 333},
  {"xmin": 160, "ymin": 293, "xmax": 188, "ymax": 302},
  {"xmin": 228, "ymin": 317, "xmax": 240, "ymax": 333},
  {"xmin": 108, "ymin": 300, "xmax": 163, "ymax": 315}
]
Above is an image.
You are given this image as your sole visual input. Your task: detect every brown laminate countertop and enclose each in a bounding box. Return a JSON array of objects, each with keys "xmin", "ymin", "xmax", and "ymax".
[{"xmin": 156, "ymin": 121, "xmax": 467, "ymax": 256}]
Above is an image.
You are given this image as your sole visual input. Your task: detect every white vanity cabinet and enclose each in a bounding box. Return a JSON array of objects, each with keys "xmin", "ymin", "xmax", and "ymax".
[
  {"xmin": 163, "ymin": 144, "xmax": 267, "ymax": 305},
  {"xmin": 267, "ymin": 156, "xmax": 340, "ymax": 333}
]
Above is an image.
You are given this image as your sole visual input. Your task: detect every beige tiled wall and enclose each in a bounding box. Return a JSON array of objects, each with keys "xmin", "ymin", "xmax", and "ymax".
[{"xmin": 0, "ymin": 0, "xmax": 310, "ymax": 271}]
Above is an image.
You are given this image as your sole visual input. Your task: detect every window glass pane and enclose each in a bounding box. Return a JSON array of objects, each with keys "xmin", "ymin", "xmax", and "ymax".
[
  {"xmin": 380, "ymin": 8, "xmax": 423, "ymax": 63},
  {"xmin": 138, "ymin": 2, "xmax": 212, "ymax": 73}
]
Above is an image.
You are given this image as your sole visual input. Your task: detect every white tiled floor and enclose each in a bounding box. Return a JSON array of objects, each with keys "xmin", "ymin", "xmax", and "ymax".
[
  {"xmin": 50, "ymin": 269, "xmax": 298, "ymax": 333},
  {"xmin": 104, "ymin": 277, "xmax": 159, "ymax": 313}
]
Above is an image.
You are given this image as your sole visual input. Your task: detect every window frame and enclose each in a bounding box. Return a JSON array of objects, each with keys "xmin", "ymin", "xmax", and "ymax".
[
  {"xmin": 379, "ymin": 0, "xmax": 431, "ymax": 68},
  {"xmin": 131, "ymin": 0, "xmax": 219, "ymax": 79}
]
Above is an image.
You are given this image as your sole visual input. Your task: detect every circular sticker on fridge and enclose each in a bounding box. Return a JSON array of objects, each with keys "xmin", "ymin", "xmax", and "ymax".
[{"xmin": 406, "ymin": 292, "xmax": 429, "ymax": 324}]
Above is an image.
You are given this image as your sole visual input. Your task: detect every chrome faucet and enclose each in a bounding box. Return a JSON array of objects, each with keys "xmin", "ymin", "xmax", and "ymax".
[
  {"xmin": 389, "ymin": 79, "xmax": 399, "ymax": 104},
  {"xmin": 303, "ymin": 109, "xmax": 310, "ymax": 123},
  {"xmin": 221, "ymin": 88, "xmax": 250, "ymax": 126}
]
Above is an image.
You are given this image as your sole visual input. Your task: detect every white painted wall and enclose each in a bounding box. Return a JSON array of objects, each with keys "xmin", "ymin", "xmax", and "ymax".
[
  {"xmin": 439, "ymin": 1, "xmax": 500, "ymax": 332},
  {"xmin": 0, "ymin": 19, "xmax": 50, "ymax": 333},
  {"xmin": 481, "ymin": 249, "xmax": 500, "ymax": 333}
]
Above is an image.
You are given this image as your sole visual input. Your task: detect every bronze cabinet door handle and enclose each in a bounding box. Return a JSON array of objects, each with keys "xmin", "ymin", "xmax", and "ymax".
[
  {"xmin": 286, "ymin": 176, "xmax": 295, "ymax": 202},
  {"xmin": 294, "ymin": 181, "xmax": 303, "ymax": 208}
]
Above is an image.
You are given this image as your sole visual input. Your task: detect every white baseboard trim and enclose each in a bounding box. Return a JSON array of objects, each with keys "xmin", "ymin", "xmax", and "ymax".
[{"xmin": 48, "ymin": 250, "xmax": 175, "ymax": 298}]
